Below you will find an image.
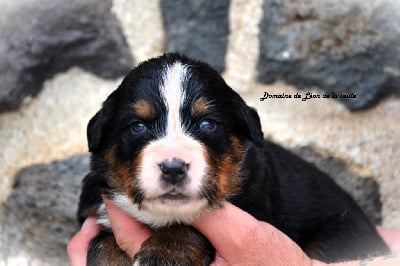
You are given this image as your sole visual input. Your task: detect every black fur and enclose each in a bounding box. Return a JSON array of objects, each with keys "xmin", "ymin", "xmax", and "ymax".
[
  {"xmin": 233, "ymin": 140, "xmax": 389, "ymax": 261},
  {"xmin": 78, "ymin": 53, "xmax": 389, "ymax": 265}
]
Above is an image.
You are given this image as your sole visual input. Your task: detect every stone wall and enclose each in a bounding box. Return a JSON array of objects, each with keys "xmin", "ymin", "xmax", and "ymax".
[{"xmin": 0, "ymin": 0, "xmax": 399, "ymax": 264}]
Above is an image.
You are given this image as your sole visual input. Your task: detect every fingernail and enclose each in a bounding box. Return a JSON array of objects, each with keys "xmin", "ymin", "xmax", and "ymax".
[{"xmin": 81, "ymin": 217, "xmax": 96, "ymax": 231}]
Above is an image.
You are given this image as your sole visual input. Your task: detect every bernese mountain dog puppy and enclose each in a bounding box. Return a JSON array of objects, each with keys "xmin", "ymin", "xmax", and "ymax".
[{"xmin": 78, "ymin": 53, "xmax": 389, "ymax": 265}]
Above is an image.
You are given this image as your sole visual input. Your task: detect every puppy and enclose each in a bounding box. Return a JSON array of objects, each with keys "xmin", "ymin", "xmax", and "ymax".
[{"xmin": 78, "ymin": 53, "xmax": 389, "ymax": 265}]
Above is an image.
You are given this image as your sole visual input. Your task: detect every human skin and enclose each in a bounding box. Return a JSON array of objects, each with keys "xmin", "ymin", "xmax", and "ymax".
[{"xmin": 67, "ymin": 199, "xmax": 399, "ymax": 266}]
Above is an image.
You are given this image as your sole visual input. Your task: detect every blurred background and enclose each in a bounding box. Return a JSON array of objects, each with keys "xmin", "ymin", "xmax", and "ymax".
[{"xmin": 0, "ymin": 0, "xmax": 399, "ymax": 265}]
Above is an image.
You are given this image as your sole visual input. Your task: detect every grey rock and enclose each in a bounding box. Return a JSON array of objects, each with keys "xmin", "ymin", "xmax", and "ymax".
[
  {"xmin": 160, "ymin": 0, "xmax": 230, "ymax": 72},
  {"xmin": 257, "ymin": 0, "xmax": 400, "ymax": 110},
  {"xmin": 0, "ymin": 155, "xmax": 89, "ymax": 265},
  {"xmin": 0, "ymin": 0, "xmax": 133, "ymax": 113}
]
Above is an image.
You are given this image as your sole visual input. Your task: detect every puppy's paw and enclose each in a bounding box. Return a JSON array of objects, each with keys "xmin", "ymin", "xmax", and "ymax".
[
  {"xmin": 133, "ymin": 225, "xmax": 214, "ymax": 266},
  {"xmin": 87, "ymin": 231, "xmax": 132, "ymax": 266}
]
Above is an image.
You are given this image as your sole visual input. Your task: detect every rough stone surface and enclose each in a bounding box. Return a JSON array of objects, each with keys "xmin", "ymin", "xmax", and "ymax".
[
  {"xmin": 112, "ymin": 0, "xmax": 165, "ymax": 63},
  {"xmin": 222, "ymin": 0, "xmax": 263, "ymax": 93},
  {"xmin": 160, "ymin": 0, "xmax": 230, "ymax": 72},
  {"xmin": 0, "ymin": 0, "xmax": 133, "ymax": 113},
  {"xmin": 257, "ymin": 0, "xmax": 400, "ymax": 110},
  {"xmin": 0, "ymin": 155, "xmax": 88, "ymax": 266},
  {"xmin": 0, "ymin": 68, "xmax": 118, "ymax": 205}
]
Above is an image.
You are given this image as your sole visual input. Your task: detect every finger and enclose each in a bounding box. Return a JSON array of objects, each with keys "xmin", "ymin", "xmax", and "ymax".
[
  {"xmin": 192, "ymin": 202, "xmax": 262, "ymax": 262},
  {"xmin": 67, "ymin": 217, "xmax": 99, "ymax": 266},
  {"xmin": 377, "ymin": 226, "xmax": 400, "ymax": 251},
  {"xmin": 210, "ymin": 254, "xmax": 229, "ymax": 266},
  {"xmin": 104, "ymin": 197, "xmax": 152, "ymax": 258},
  {"xmin": 193, "ymin": 202, "xmax": 308, "ymax": 265}
]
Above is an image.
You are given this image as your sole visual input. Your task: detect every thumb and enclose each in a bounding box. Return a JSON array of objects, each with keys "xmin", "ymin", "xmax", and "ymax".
[
  {"xmin": 192, "ymin": 202, "xmax": 261, "ymax": 262},
  {"xmin": 104, "ymin": 197, "xmax": 152, "ymax": 257},
  {"xmin": 67, "ymin": 217, "xmax": 99, "ymax": 266}
]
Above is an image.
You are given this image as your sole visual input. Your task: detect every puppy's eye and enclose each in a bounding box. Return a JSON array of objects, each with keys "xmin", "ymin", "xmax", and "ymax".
[
  {"xmin": 199, "ymin": 119, "xmax": 218, "ymax": 133},
  {"xmin": 131, "ymin": 122, "xmax": 148, "ymax": 135}
]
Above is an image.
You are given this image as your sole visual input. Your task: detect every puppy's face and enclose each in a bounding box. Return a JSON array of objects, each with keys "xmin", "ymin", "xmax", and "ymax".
[{"xmin": 89, "ymin": 54, "xmax": 263, "ymax": 227}]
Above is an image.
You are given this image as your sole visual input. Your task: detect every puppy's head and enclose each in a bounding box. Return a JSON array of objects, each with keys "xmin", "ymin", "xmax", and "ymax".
[{"xmin": 89, "ymin": 53, "xmax": 263, "ymax": 227}]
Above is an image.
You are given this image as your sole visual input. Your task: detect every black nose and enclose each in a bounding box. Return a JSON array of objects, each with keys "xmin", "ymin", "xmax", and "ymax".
[{"xmin": 159, "ymin": 158, "xmax": 189, "ymax": 185}]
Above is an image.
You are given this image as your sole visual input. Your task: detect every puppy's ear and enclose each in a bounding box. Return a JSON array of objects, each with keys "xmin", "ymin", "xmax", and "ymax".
[
  {"xmin": 240, "ymin": 106, "xmax": 264, "ymax": 147},
  {"xmin": 87, "ymin": 109, "xmax": 106, "ymax": 153},
  {"xmin": 87, "ymin": 90, "xmax": 119, "ymax": 153}
]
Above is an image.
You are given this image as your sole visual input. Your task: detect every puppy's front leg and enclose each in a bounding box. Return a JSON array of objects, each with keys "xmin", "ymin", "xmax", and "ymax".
[
  {"xmin": 134, "ymin": 225, "xmax": 215, "ymax": 266},
  {"xmin": 87, "ymin": 230, "xmax": 132, "ymax": 266}
]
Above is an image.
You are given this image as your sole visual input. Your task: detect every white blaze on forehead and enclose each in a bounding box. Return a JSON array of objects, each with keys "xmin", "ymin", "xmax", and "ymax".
[{"xmin": 161, "ymin": 62, "xmax": 188, "ymax": 137}]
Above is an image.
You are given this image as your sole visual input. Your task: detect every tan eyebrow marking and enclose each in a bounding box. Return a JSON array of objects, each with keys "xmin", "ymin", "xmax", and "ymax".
[
  {"xmin": 191, "ymin": 97, "xmax": 211, "ymax": 116},
  {"xmin": 132, "ymin": 99, "xmax": 156, "ymax": 120}
]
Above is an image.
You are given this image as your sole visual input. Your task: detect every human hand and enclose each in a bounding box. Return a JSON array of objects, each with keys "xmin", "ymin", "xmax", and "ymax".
[
  {"xmin": 67, "ymin": 198, "xmax": 152, "ymax": 266},
  {"xmin": 68, "ymin": 200, "xmax": 315, "ymax": 266},
  {"xmin": 192, "ymin": 203, "xmax": 400, "ymax": 266},
  {"xmin": 192, "ymin": 202, "xmax": 315, "ymax": 266},
  {"xmin": 68, "ymin": 201, "xmax": 313, "ymax": 266},
  {"xmin": 67, "ymin": 217, "xmax": 99, "ymax": 266},
  {"xmin": 377, "ymin": 226, "xmax": 400, "ymax": 251},
  {"xmin": 68, "ymin": 200, "xmax": 399, "ymax": 266}
]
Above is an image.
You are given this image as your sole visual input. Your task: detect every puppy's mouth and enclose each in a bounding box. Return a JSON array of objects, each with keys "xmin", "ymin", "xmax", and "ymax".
[{"xmin": 159, "ymin": 188, "xmax": 190, "ymax": 203}]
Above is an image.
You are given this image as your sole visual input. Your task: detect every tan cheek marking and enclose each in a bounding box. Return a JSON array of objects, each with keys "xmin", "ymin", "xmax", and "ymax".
[
  {"xmin": 215, "ymin": 155, "xmax": 241, "ymax": 198},
  {"xmin": 191, "ymin": 97, "xmax": 211, "ymax": 117},
  {"xmin": 105, "ymin": 146, "xmax": 138, "ymax": 197},
  {"xmin": 132, "ymin": 99, "xmax": 156, "ymax": 120},
  {"xmin": 208, "ymin": 136, "xmax": 245, "ymax": 200}
]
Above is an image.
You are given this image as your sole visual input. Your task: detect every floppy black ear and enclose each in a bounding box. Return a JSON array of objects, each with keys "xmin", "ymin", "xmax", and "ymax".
[
  {"xmin": 241, "ymin": 106, "xmax": 264, "ymax": 147},
  {"xmin": 87, "ymin": 89, "xmax": 119, "ymax": 153},
  {"xmin": 87, "ymin": 109, "xmax": 106, "ymax": 153}
]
